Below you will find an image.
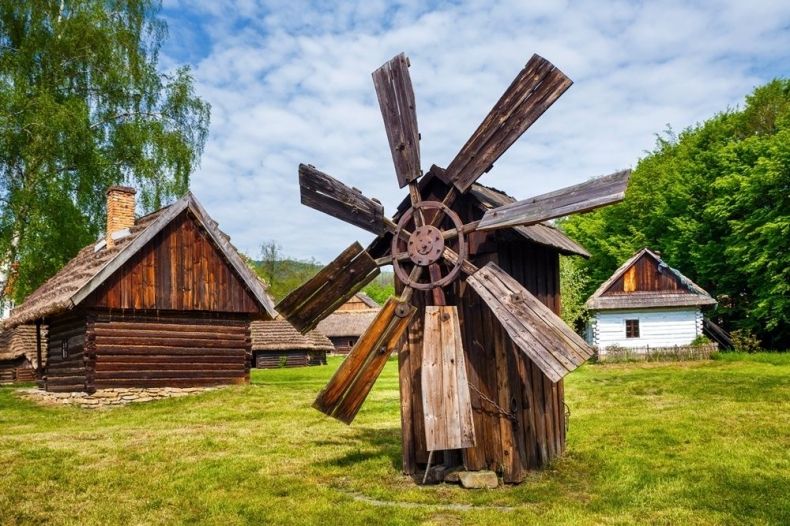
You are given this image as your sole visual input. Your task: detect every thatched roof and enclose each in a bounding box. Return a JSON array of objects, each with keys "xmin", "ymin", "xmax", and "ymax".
[
  {"xmin": 0, "ymin": 325, "xmax": 44, "ymax": 367},
  {"xmin": 316, "ymin": 309, "xmax": 379, "ymax": 338},
  {"xmin": 4, "ymin": 192, "xmax": 276, "ymax": 328},
  {"xmin": 250, "ymin": 319, "xmax": 333, "ymax": 352},
  {"xmin": 586, "ymin": 248, "xmax": 716, "ymax": 310}
]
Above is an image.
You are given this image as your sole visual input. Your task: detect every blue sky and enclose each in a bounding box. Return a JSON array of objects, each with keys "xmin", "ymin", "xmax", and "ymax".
[{"xmin": 158, "ymin": 0, "xmax": 789, "ymax": 263}]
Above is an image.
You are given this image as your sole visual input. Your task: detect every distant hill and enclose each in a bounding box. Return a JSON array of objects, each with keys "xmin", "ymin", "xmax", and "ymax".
[{"xmin": 250, "ymin": 256, "xmax": 394, "ymax": 304}]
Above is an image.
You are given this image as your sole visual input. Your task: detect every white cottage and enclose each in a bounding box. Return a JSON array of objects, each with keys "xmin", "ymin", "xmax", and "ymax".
[{"xmin": 585, "ymin": 248, "xmax": 716, "ymax": 355}]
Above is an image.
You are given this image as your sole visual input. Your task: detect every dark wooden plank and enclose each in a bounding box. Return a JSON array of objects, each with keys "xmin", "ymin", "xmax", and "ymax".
[
  {"xmin": 372, "ymin": 53, "xmax": 420, "ymax": 188},
  {"xmin": 276, "ymin": 242, "xmax": 380, "ymax": 333},
  {"xmin": 477, "ymin": 169, "xmax": 631, "ymax": 230},
  {"xmin": 468, "ymin": 262, "xmax": 594, "ymax": 381},
  {"xmin": 299, "ymin": 164, "xmax": 387, "ymax": 235},
  {"xmin": 467, "ymin": 266, "xmax": 569, "ymax": 382},
  {"xmin": 445, "ymin": 54, "xmax": 572, "ymax": 193},
  {"xmin": 398, "ymin": 317, "xmax": 416, "ymax": 475}
]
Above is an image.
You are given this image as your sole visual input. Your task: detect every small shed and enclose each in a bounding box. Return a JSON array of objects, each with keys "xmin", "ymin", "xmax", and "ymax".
[
  {"xmin": 316, "ymin": 293, "xmax": 380, "ymax": 354},
  {"xmin": 0, "ymin": 325, "xmax": 43, "ymax": 384},
  {"xmin": 585, "ymin": 248, "xmax": 717, "ymax": 354},
  {"xmin": 250, "ymin": 319, "xmax": 332, "ymax": 368},
  {"xmin": 3, "ymin": 187, "xmax": 276, "ymax": 392}
]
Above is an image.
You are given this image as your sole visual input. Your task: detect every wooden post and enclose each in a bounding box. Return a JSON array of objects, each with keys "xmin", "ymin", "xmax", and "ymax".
[{"xmin": 35, "ymin": 319, "xmax": 43, "ymax": 378}]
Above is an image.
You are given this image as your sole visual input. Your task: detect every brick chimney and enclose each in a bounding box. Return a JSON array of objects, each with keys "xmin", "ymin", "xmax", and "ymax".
[{"xmin": 106, "ymin": 186, "xmax": 136, "ymax": 248}]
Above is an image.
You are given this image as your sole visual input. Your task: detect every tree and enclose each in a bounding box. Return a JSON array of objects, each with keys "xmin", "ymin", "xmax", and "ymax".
[
  {"xmin": 0, "ymin": 0, "xmax": 210, "ymax": 305},
  {"xmin": 559, "ymin": 79, "xmax": 789, "ymax": 348},
  {"xmin": 559, "ymin": 255, "xmax": 589, "ymax": 331}
]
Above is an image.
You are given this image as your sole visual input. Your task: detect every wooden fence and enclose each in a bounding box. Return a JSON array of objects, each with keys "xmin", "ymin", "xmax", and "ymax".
[{"xmin": 596, "ymin": 343, "xmax": 718, "ymax": 363}]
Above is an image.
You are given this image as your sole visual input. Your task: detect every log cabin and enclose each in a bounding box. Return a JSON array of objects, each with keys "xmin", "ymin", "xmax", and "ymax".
[
  {"xmin": 316, "ymin": 293, "xmax": 380, "ymax": 354},
  {"xmin": 0, "ymin": 325, "xmax": 42, "ymax": 384},
  {"xmin": 585, "ymin": 248, "xmax": 717, "ymax": 356},
  {"xmin": 250, "ymin": 319, "xmax": 332, "ymax": 368},
  {"xmin": 3, "ymin": 187, "xmax": 276, "ymax": 393},
  {"xmin": 367, "ymin": 172, "xmax": 591, "ymax": 483}
]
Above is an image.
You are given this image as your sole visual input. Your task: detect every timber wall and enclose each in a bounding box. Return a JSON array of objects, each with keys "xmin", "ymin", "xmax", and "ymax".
[
  {"xmin": 90, "ymin": 311, "xmax": 251, "ymax": 389},
  {"xmin": 253, "ymin": 350, "xmax": 326, "ymax": 368},
  {"xmin": 44, "ymin": 314, "xmax": 88, "ymax": 392},
  {"xmin": 89, "ymin": 211, "xmax": 260, "ymax": 313}
]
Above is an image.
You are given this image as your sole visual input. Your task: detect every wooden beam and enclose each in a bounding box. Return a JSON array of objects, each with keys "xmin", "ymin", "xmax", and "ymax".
[
  {"xmin": 299, "ymin": 164, "xmax": 387, "ymax": 235},
  {"xmin": 445, "ymin": 54, "xmax": 572, "ymax": 193},
  {"xmin": 477, "ymin": 169, "xmax": 631, "ymax": 231},
  {"xmin": 313, "ymin": 297, "xmax": 416, "ymax": 423},
  {"xmin": 275, "ymin": 242, "xmax": 380, "ymax": 333},
  {"xmin": 373, "ymin": 53, "xmax": 421, "ymax": 188},
  {"xmin": 466, "ymin": 262, "xmax": 594, "ymax": 383}
]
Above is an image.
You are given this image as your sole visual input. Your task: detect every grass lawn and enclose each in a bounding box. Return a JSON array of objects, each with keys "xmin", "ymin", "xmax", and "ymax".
[{"xmin": 1, "ymin": 353, "xmax": 788, "ymax": 525}]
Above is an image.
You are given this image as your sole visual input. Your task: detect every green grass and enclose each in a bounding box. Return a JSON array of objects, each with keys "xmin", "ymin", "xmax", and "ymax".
[{"xmin": 1, "ymin": 354, "xmax": 788, "ymax": 525}]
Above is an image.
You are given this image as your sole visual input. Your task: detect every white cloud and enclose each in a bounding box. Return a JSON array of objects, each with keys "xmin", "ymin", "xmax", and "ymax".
[{"xmin": 160, "ymin": 0, "xmax": 790, "ymax": 262}]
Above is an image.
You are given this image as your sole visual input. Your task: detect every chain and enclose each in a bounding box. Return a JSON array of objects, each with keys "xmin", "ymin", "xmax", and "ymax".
[
  {"xmin": 468, "ymin": 382, "xmax": 517, "ymax": 422},
  {"xmin": 564, "ymin": 402, "xmax": 571, "ymax": 435}
]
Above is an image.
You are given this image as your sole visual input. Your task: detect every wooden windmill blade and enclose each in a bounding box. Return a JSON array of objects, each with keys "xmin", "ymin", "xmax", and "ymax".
[
  {"xmin": 467, "ymin": 262, "xmax": 594, "ymax": 383},
  {"xmin": 422, "ymin": 306, "xmax": 476, "ymax": 451},
  {"xmin": 275, "ymin": 242, "xmax": 380, "ymax": 333},
  {"xmin": 444, "ymin": 54, "xmax": 572, "ymax": 193},
  {"xmin": 314, "ymin": 297, "xmax": 416, "ymax": 423},
  {"xmin": 299, "ymin": 164, "xmax": 388, "ymax": 235},
  {"xmin": 476, "ymin": 169, "xmax": 631, "ymax": 231},
  {"xmin": 373, "ymin": 53, "xmax": 421, "ymax": 188}
]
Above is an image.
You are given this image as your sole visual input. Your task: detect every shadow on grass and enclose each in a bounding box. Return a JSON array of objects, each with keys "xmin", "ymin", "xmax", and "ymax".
[{"xmin": 317, "ymin": 425, "xmax": 403, "ymax": 471}]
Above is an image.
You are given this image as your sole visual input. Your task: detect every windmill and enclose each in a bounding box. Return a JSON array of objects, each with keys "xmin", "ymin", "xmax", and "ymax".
[{"xmin": 276, "ymin": 52, "xmax": 630, "ymax": 483}]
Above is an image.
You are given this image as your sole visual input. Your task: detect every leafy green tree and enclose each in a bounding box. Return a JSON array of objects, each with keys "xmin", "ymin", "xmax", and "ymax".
[
  {"xmin": 253, "ymin": 241, "xmax": 322, "ymax": 302},
  {"xmin": 559, "ymin": 255, "xmax": 589, "ymax": 331},
  {"xmin": 560, "ymin": 79, "xmax": 789, "ymax": 348},
  {"xmin": 363, "ymin": 273, "xmax": 395, "ymax": 305},
  {"xmin": 0, "ymin": 0, "xmax": 210, "ymax": 304}
]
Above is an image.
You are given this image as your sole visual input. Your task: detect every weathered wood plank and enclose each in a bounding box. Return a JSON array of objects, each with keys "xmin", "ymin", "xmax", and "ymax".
[
  {"xmin": 299, "ymin": 164, "xmax": 387, "ymax": 235},
  {"xmin": 467, "ymin": 262, "xmax": 595, "ymax": 382},
  {"xmin": 276, "ymin": 242, "xmax": 380, "ymax": 333},
  {"xmin": 313, "ymin": 298, "xmax": 416, "ymax": 423},
  {"xmin": 445, "ymin": 54, "xmax": 572, "ymax": 193},
  {"xmin": 477, "ymin": 169, "xmax": 631, "ymax": 230},
  {"xmin": 421, "ymin": 306, "xmax": 476, "ymax": 452},
  {"xmin": 372, "ymin": 53, "xmax": 420, "ymax": 188}
]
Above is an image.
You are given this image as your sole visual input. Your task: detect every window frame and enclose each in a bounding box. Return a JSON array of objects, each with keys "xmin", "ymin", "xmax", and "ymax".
[{"xmin": 625, "ymin": 319, "xmax": 640, "ymax": 339}]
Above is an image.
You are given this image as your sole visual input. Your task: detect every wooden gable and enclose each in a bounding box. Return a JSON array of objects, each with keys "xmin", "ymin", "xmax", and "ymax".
[
  {"xmin": 89, "ymin": 210, "xmax": 261, "ymax": 313},
  {"xmin": 603, "ymin": 252, "xmax": 687, "ymax": 295}
]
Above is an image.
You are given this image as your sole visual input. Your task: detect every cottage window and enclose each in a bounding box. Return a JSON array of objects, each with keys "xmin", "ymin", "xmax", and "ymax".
[{"xmin": 625, "ymin": 319, "xmax": 640, "ymax": 338}]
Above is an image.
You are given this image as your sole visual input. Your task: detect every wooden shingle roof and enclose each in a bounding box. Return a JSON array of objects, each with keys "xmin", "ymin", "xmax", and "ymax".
[
  {"xmin": 586, "ymin": 248, "xmax": 717, "ymax": 310},
  {"xmin": 4, "ymin": 192, "xmax": 276, "ymax": 328}
]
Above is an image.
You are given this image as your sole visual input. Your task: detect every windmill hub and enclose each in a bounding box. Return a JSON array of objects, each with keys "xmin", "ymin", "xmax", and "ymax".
[{"xmin": 408, "ymin": 225, "xmax": 444, "ymax": 266}]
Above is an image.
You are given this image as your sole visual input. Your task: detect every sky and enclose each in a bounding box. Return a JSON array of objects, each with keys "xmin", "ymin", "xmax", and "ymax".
[{"xmin": 158, "ymin": 0, "xmax": 789, "ymax": 263}]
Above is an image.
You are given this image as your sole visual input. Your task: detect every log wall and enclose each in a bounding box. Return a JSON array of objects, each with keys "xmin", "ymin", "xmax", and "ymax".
[
  {"xmin": 253, "ymin": 350, "xmax": 327, "ymax": 369},
  {"xmin": 44, "ymin": 314, "xmax": 89, "ymax": 392},
  {"xmin": 90, "ymin": 311, "xmax": 251, "ymax": 389}
]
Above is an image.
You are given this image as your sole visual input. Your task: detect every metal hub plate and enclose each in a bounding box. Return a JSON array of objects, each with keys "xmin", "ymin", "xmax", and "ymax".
[{"xmin": 407, "ymin": 225, "xmax": 444, "ymax": 266}]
